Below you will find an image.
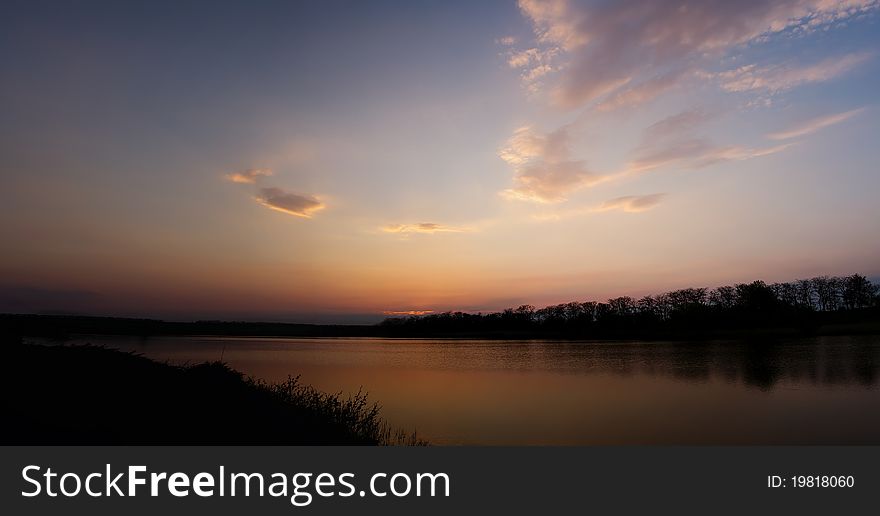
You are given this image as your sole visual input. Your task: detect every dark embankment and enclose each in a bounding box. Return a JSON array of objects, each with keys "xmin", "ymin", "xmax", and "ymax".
[{"xmin": 2, "ymin": 339, "xmax": 425, "ymax": 445}]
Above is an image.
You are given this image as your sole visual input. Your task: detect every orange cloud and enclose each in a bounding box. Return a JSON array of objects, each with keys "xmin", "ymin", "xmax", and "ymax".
[
  {"xmin": 595, "ymin": 193, "xmax": 666, "ymax": 213},
  {"xmin": 255, "ymin": 187, "xmax": 325, "ymax": 218},
  {"xmin": 498, "ymin": 126, "xmax": 610, "ymax": 203},
  {"xmin": 226, "ymin": 168, "xmax": 272, "ymax": 184},
  {"xmin": 534, "ymin": 193, "xmax": 667, "ymax": 220},
  {"xmin": 381, "ymin": 223, "xmax": 470, "ymax": 235},
  {"xmin": 382, "ymin": 310, "xmax": 435, "ymax": 316}
]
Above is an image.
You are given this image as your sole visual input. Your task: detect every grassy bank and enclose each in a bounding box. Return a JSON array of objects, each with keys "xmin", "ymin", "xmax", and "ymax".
[{"xmin": 3, "ymin": 339, "xmax": 425, "ymax": 445}]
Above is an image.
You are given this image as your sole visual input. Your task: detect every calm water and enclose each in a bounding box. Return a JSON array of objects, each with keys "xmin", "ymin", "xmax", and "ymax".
[{"xmin": 54, "ymin": 335, "xmax": 880, "ymax": 445}]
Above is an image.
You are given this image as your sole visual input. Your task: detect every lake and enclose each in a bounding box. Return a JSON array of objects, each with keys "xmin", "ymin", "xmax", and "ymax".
[{"xmin": 55, "ymin": 334, "xmax": 880, "ymax": 445}]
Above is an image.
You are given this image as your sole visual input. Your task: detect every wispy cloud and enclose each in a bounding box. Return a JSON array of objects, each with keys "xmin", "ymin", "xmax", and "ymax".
[
  {"xmin": 595, "ymin": 193, "xmax": 667, "ymax": 213},
  {"xmin": 498, "ymin": 126, "xmax": 609, "ymax": 203},
  {"xmin": 499, "ymin": 117, "xmax": 785, "ymax": 204},
  {"xmin": 226, "ymin": 168, "xmax": 272, "ymax": 184},
  {"xmin": 594, "ymin": 71, "xmax": 685, "ymax": 112},
  {"xmin": 498, "ymin": 1, "xmax": 874, "ymax": 212},
  {"xmin": 381, "ymin": 223, "xmax": 471, "ymax": 235},
  {"xmin": 767, "ymin": 107, "xmax": 866, "ymax": 140},
  {"xmin": 512, "ymin": 0, "xmax": 878, "ymax": 108},
  {"xmin": 713, "ymin": 53, "xmax": 872, "ymax": 94},
  {"xmin": 629, "ymin": 108, "xmax": 793, "ymax": 173},
  {"xmin": 630, "ymin": 140, "xmax": 713, "ymax": 172},
  {"xmin": 628, "ymin": 139, "xmax": 794, "ymax": 173},
  {"xmin": 506, "ymin": 47, "xmax": 561, "ymax": 93},
  {"xmin": 534, "ymin": 193, "xmax": 667, "ymax": 220},
  {"xmin": 382, "ymin": 310, "xmax": 434, "ymax": 316},
  {"xmin": 255, "ymin": 187, "xmax": 325, "ymax": 218},
  {"xmin": 640, "ymin": 109, "xmax": 716, "ymax": 148}
]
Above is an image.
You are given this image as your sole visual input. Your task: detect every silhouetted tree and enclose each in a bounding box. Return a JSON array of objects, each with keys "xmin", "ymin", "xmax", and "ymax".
[
  {"xmin": 709, "ymin": 285, "xmax": 737, "ymax": 310},
  {"xmin": 795, "ymin": 278, "xmax": 815, "ymax": 309},
  {"xmin": 378, "ymin": 273, "xmax": 879, "ymax": 337},
  {"xmin": 842, "ymin": 274, "xmax": 877, "ymax": 310},
  {"xmin": 607, "ymin": 296, "xmax": 636, "ymax": 317},
  {"xmin": 812, "ymin": 276, "xmax": 841, "ymax": 311}
]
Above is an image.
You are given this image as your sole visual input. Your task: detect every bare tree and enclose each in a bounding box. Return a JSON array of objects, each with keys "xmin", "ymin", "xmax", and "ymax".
[
  {"xmin": 795, "ymin": 279, "xmax": 815, "ymax": 309},
  {"xmin": 842, "ymin": 274, "xmax": 878, "ymax": 309}
]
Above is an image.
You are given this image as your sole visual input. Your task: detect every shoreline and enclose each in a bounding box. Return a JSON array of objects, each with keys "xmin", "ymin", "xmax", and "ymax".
[
  {"xmin": 3, "ymin": 339, "xmax": 426, "ymax": 446},
  {"xmin": 4, "ymin": 312, "xmax": 879, "ymax": 342}
]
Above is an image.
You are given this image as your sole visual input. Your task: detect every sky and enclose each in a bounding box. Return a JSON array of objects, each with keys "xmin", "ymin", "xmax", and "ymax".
[{"xmin": 1, "ymin": 0, "xmax": 879, "ymax": 323}]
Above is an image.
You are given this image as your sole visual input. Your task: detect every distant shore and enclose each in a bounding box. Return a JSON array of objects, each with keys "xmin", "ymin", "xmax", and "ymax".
[{"xmin": 3, "ymin": 312, "xmax": 880, "ymax": 342}]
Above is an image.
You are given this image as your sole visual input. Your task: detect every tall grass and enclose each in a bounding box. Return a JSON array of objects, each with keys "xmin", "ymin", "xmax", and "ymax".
[{"xmin": 257, "ymin": 374, "xmax": 428, "ymax": 446}]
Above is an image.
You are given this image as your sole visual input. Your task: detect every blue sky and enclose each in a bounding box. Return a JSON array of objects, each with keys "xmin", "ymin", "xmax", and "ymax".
[{"xmin": 1, "ymin": 0, "xmax": 879, "ymax": 321}]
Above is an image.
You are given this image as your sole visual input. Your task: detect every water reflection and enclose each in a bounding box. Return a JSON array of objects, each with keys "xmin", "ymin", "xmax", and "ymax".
[
  {"xmin": 46, "ymin": 334, "xmax": 880, "ymax": 445},
  {"xmin": 527, "ymin": 337, "xmax": 880, "ymax": 390},
  {"xmin": 58, "ymin": 334, "xmax": 880, "ymax": 390}
]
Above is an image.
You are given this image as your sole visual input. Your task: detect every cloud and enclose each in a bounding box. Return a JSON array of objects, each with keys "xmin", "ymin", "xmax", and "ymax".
[
  {"xmin": 507, "ymin": 47, "xmax": 559, "ymax": 69},
  {"xmin": 629, "ymin": 108, "xmax": 793, "ymax": 173},
  {"xmin": 595, "ymin": 193, "xmax": 667, "ymax": 213},
  {"xmin": 497, "ymin": 36, "xmax": 517, "ymax": 46},
  {"xmin": 506, "ymin": 46, "xmax": 561, "ymax": 93},
  {"xmin": 713, "ymin": 53, "xmax": 872, "ymax": 94},
  {"xmin": 498, "ymin": 120, "xmax": 783, "ymax": 203},
  {"xmin": 513, "ymin": 0, "xmax": 878, "ymax": 108},
  {"xmin": 496, "ymin": 1, "xmax": 871, "ymax": 219},
  {"xmin": 255, "ymin": 187, "xmax": 325, "ymax": 218},
  {"xmin": 640, "ymin": 108, "xmax": 715, "ymax": 147},
  {"xmin": 498, "ymin": 126, "xmax": 610, "ymax": 203},
  {"xmin": 594, "ymin": 71, "xmax": 685, "ymax": 112},
  {"xmin": 518, "ymin": 0, "xmax": 590, "ymax": 51},
  {"xmin": 508, "ymin": 48, "xmax": 536, "ymax": 68},
  {"xmin": 533, "ymin": 192, "xmax": 667, "ymax": 220},
  {"xmin": 226, "ymin": 168, "xmax": 273, "ymax": 184},
  {"xmin": 381, "ymin": 223, "xmax": 470, "ymax": 235},
  {"xmin": 382, "ymin": 310, "xmax": 435, "ymax": 316},
  {"xmin": 629, "ymin": 139, "xmax": 716, "ymax": 172},
  {"xmin": 767, "ymin": 107, "xmax": 866, "ymax": 140},
  {"xmin": 629, "ymin": 139, "xmax": 793, "ymax": 173},
  {"xmin": 227, "ymin": 168, "xmax": 325, "ymax": 219}
]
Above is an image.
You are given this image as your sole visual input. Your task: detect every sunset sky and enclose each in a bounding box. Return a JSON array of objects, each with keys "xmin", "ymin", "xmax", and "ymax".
[{"xmin": 2, "ymin": 0, "xmax": 879, "ymax": 322}]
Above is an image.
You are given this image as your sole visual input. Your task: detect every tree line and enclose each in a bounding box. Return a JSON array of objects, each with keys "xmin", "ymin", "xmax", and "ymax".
[{"xmin": 380, "ymin": 274, "xmax": 880, "ymax": 337}]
